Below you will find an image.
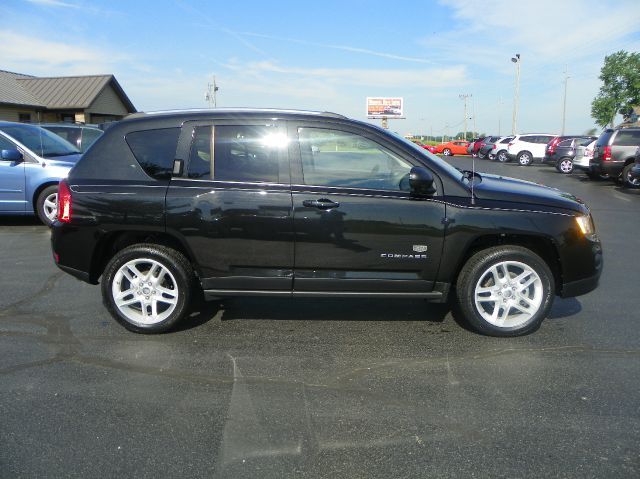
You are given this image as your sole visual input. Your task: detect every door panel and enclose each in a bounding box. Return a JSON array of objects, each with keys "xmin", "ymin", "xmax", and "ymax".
[
  {"xmin": 166, "ymin": 122, "xmax": 294, "ymax": 291},
  {"xmin": 0, "ymin": 136, "xmax": 26, "ymax": 213},
  {"xmin": 290, "ymin": 123, "xmax": 446, "ymax": 293}
]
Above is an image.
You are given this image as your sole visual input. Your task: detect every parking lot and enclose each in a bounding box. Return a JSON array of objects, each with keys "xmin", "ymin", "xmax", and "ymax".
[{"xmin": 1, "ymin": 158, "xmax": 638, "ymax": 478}]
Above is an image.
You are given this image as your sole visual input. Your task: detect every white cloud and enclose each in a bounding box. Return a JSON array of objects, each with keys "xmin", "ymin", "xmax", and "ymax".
[
  {"xmin": 0, "ymin": 31, "xmax": 131, "ymax": 75},
  {"xmin": 25, "ymin": 0, "xmax": 79, "ymax": 8}
]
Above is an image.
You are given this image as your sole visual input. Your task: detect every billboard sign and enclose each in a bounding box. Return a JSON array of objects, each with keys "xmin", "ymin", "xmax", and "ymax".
[{"xmin": 366, "ymin": 97, "xmax": 404, "ymax": 118}]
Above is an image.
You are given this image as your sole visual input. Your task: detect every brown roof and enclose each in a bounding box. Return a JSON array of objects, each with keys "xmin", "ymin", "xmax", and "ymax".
[{"xmin": 0, "ymin": 70, "xmax": 136, "ymax": 112}]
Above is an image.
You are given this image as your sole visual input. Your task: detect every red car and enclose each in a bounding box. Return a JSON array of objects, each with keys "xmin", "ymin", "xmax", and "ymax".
[
  {"xmin": 413, "ymin": 141, "xmax": 438, "ymax": 154},
  {"xmin": 434, "ymin": 140, "xmax": 470, "ymax": 156}
]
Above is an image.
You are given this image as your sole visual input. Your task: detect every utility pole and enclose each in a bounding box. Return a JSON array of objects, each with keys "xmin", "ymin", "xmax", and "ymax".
[
  {"xmin": 497, "ymin": 96, "xmax": 503, "ymax": 136},
  {"xmin": 459, "ymin": 94, "xmax": 471, "ymax": 141},
  {"xmin": 205, "ymin": 76, "xmax": 219, "ymax": 108},
  {"xmin": 561, "ymin": 65, "xmax": 569, "ymax": 135},
  {"xmin": 511, "ymin": 54, "xmax": 521, "ymax": 134}
]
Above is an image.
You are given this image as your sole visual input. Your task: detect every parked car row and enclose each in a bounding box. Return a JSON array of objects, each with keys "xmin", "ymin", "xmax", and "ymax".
[
  {"xmin": 466, "ymin": 126, "xmax": 640, "ymax": 188},
  {"xmin": 0, "ymin": 121, "xmax": 103, "ymax": 225}
]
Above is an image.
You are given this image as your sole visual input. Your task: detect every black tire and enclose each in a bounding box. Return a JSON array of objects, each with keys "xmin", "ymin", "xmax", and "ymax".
[
  {"xmin": 35, "ymin": 185, "xmax": 58, "ymax": 226},
  {"xmin": 517, "ymin": 151, "xmax": 533, "ymax": 166},
  {"xmin": 456, "ymin": 245, "xmax": 555, "ymax": 337},
  {"xmin": 443, "ymin": 148, "xmax": 452, "ymax": 156},
  {"xmin": 101, "ymin": 244, "xmax": 193, "ymax": 333},
  {"xmin": 556, "ymin": 157, "xmax": 573, "ymax": 174},
  {"xmin": 478, "ymin": 151, "xmax": 487, "ymax": 159},
  {"xmin": 496, "ymin": 150, "xmax": 509, "ymax": 162},
  {"xmin": 622, "ymin": 163, "xmax": 640, "ymax": 188}
]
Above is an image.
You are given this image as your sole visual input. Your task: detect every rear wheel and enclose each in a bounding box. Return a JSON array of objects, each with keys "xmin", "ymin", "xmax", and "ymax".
[
  {"xmin": 102, "ymin": 244, "xmax": 193, "ymax": 333},
  {"xmin": 622, "ymin": 163, "xmax": 640, "ymax": 188},
  {"xmin": 36, "ymin": 185, "xmax": 58, "ymax": 226},
  {"xmin": 456, "ymin": 246, "xmax": 555, "ymax": 336},
  {"xmin": 556, "ymin": 157, "xmax": 573, "ymax": 174},
  {"xmin": 517, "ymin": 151, "xmax": 533, "ymax": 166}
]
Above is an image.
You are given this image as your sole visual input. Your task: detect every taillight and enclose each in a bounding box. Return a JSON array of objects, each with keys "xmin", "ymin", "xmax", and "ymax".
[
  {"xmin": 548, "ymin": 137, "xmax": 560, "ymax": 154},
  {"xmin": 58, "ymin": 179, "xmax": 72, "ymax": 223},
  {"xmin": 602, "ymin": 146, "xmax": 612, "ymax": 161}
]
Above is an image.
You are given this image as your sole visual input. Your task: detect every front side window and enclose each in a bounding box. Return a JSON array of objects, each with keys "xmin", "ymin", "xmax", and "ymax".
[
  {"xmin": 0, "ymin": 124, "xmax": 80, "ymax": 158},
  {"xmin": 188, "ymin": 125, "xmax": 284, "ymax": 183},
  {"xmin": 298, "ymin": 128, "xmax": 412, "ymax": 191}
]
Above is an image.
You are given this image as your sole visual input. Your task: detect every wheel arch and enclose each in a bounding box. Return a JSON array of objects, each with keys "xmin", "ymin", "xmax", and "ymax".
[
  {"xmin": 31, "ymin": 181, "xmax": 59, "ymax": 214},
  {"xmin": 450, "ymin": 234, "xmax": 563, "ymax": 295},
  {"xmin": 89, "ymin": 230, "xmax": 199, "ymax": 283}
]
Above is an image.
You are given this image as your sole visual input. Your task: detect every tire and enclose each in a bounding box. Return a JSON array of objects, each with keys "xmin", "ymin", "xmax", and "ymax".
[
  {"xmin": 456, "ymin": 245, "xmax": 555, "ymax": 337},
  {"xmin": 517, "ymin": 151, "xmax": 533, "ymax": 166},
  {"xmin": 443, "ymin": 148, "xmax": 452, "ymax": 156},
  {"xmin": 101, "ymin": 244, "xmax": 193, "ymax": 333},
  {"xmin": 478, "ymin": 151, "xmax": 487, "ymax": 159},
  {"xmin": 496, "ymin": 150, "xmax": 509, "ymax": 163},
  {"xmin": 556, "ymin": 157, "xmax": 573, "ymax": 174},
  {"xmin": 622, "ymin": 163, "xmax": 640, "ymax": 188},
  {"xmin": 36, "ymin": 185, "xmax": 58, "ymax": 226}
]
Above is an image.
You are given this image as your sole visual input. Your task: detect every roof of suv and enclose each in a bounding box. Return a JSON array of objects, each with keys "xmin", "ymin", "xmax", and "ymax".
[{"xmin": 125, "ymin": 108, "xmax": 348, "ymax": 122}]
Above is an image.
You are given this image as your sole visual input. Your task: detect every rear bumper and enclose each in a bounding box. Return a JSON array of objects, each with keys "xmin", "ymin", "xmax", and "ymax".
[{"xmin": 589, "ymin": 160, "xmax": 625, "ymax": 177}]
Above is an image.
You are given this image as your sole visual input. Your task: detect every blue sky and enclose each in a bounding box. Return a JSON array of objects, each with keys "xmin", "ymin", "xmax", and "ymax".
[{"xmin": 1, "ymin": 0, "xmax": 639, "ymax": 136}]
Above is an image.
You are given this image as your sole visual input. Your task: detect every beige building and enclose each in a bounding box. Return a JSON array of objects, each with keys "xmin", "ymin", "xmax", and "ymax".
[{"xmin": 0, "ymin": 69, "xmax": 136, "ymax": 124}]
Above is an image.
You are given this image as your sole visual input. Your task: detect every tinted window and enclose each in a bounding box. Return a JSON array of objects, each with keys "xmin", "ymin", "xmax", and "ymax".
[
  {"xmin": 0, "ymin": 124, "xmax": 80, "ymax": 158},
  {"xmin": 0, "ymin": 135, "xmax": 15, "ymax": 150},
  {"xmin": 596, "ymin": 130, "xmax": 614, "ymax": 147},
  {"xmin": 559, "ymin": 139, "xmax": 573, "ymax": 147},
  {"xmin": 298, "ymin": 127, "xmax": 412, "ymax": 190},
  {"xmin": 613, "ymin": 130, "xmax": 640, "ymax": 146},
  {"xmin": 520, "ymin": 136, "xmax": 536, "ymax": 144},
  {"xmin": 126, "ymin": 128, "xmax": 180, "ymax": 180},
  {"xmin": 499, "ymin": 137, "xmax": 513, "ymax": 143},
  {"xmin": 44, "ymin": 127, "xmax": 81, "ymax": 149},
  {"xmin": 81, "ymin": 128, "xmax": 103, "ymax": 152},
  {"xmin": 188, "ymin": 125, "xmax": 283, "ymax": 183}
]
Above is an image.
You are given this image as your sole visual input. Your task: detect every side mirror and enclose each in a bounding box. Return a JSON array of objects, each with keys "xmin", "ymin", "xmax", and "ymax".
[
  {"xmin": 1, "ymin": 149, "xmax": 23, "ymax": 162},
  {"xmin": 409, "ymin": 166, "xmax": 436, "ymax": 196}
]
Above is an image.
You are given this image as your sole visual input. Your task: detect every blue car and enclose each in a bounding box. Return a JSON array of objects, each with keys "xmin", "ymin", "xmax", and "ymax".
[{"xmin": 0, "ymin": 121, "xmax": 82, "ymax": 225}]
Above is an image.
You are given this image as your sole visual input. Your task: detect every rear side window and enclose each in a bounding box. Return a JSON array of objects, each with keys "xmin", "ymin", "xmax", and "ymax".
[
  {"xmin": 187, "ymin": 125, "xmax": 283, "ymax": 183},
  {"xmin": 520, "ymin": 136, "xmax": 536, "ymax": 143},
  {"xmin": 596, "ymin": 130, "xmax": 614, "ymax": 147},
  {"xmin": 613, "ymin": 130, "xmax": 640, "ymax": 146},
  {"xmin": 559, "ymin": 139, "xmax": 573, "ymax": 147},
  {"xmin": 126, "ymin": 128, "xmax": 180, "ymax": 180}
]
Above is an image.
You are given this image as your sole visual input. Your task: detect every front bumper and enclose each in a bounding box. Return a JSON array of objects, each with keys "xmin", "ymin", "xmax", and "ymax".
[{"xmin": 561, "ymin": 240, "xmax": 603, "ymax": 298}]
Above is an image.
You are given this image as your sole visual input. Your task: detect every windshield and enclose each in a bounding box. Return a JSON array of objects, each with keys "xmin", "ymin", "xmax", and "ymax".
[
  {"xmin": 0, "ymin": 124, "xmax": 80, "ymax": 158},
  {"xmin": 386, "ymin": 131, "xmax": 465, "ymax": 181}
]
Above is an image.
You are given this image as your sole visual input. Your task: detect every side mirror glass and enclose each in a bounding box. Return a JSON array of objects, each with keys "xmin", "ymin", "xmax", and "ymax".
[
  {"xmin": 1, "ymin": 149, "xmax": 23, "ymax": 162},
  {"xmin": 409, "ymin": 166, "xmax": 436, "ymax": 196}
]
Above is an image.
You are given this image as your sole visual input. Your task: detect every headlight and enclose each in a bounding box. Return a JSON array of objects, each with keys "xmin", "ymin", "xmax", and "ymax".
[{"xmin": 575, "ymin": 215, "xmax": 595, "ymax": 236}]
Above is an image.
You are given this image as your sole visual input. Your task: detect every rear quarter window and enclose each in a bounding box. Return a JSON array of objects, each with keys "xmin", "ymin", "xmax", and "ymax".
[
  {"xmin": 520, "ymin": 136, "xmax": 536, "ymax": 143},
  {"xmin": 125, "ymin": 128, "xmax": 180, "ymax": 180},
  {"xmin": 596, "ymin": 130, "xmax": 614, "ymax": 147}
]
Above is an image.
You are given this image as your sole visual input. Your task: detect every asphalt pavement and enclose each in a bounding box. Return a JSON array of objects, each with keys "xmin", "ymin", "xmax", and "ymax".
[{"xmin": 1, "ymin": 158, "xmax": 638, "ymax": 478}]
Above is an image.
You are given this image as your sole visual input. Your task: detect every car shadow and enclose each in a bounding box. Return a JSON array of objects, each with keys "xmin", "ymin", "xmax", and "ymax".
[
  {"xmin": 547, "ymin": 297, "xmax": 582, "ymax": 319},
  {"xmin": 0, "ymin": 217, "xmax": 44, "ymax": 227},
  {"xmin": 215, "ymin": 297, "xmax": 450, "ymax": 324}
]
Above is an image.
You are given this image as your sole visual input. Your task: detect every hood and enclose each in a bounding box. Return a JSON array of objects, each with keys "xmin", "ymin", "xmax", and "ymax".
[
  {"xmin": 472, "ymin": 173, "xmax": 587, "ymax": 213},
  {"xmin": 41, "ymin": 153, "xmax": 82, "ymax": 168}
]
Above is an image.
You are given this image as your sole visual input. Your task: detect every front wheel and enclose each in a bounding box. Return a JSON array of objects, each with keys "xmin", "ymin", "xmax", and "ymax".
[
  {"xmin": 36, "ymin": 185, "xmax": 58, "ymax": 226},
  {"xmin": 101, "ymin": 244, "xmax": 194, "ymax": 333},
  {"xmin": 517, "ymin": 151, "xmax": 533, "ymax": 166},
  {"xmin": 556, "ymin": 157, "xmax": 573, "ymax": 174},
  {"xmin": 456, "ymin": 246, "xmax": 555, "ymax": 336},
  {"xmin": 443, "ymin": 148, "xmax": 452, "ymax": 156}
]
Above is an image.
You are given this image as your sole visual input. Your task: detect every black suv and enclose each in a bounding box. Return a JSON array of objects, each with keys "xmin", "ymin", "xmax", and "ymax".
[
  {"xmin": 51, "ymin": 109, "xmax": 602, "ymax": 337},
  {"xmin": 589, "ymin": 127, "xmax": 640, "ymax": 185}
]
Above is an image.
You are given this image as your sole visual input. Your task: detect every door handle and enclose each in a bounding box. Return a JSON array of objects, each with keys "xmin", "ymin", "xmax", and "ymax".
[{"xmin": 302, "ymin": 198, "xmax": 340, "ymax": 209}]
